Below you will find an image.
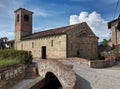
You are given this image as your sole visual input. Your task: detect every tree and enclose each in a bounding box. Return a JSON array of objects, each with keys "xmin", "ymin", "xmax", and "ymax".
[
  {"xmin": 0, "ymin": 37, "xmax": 8, "ymax": 49},
  {"xmin": 102, "ymin": 39, "xmax": 110, "ymax": 46}
]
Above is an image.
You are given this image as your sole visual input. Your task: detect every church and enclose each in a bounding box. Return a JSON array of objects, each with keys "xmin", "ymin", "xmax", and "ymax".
[{"xmin": 15, "ymin": 8, "xmax": 98, "ymax": 59}]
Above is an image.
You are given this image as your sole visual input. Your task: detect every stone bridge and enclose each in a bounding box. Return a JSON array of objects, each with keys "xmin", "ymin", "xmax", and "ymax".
[{"xmin": 37, "ymin": 59, "xmax": 77, "ymax": 89}]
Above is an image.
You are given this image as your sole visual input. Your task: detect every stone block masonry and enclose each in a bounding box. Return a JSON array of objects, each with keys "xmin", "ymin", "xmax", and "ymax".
[
  {"xmin": 0, "ymin": 64, "xmax": 26, "ymax": 89},
  {"xmin": 89, "ymin": 60, "xmax": 111, "ymax": 68}
]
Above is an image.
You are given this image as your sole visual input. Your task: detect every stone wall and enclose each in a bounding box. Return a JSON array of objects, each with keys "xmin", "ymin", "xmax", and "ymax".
[
  {"xmin": 16, "ymin": 34, "xmax": 67, "ymax": 58},
  {"xmin": 0, "ymin": 64, "xmax": 26, "ymax": 89},
  {"xmin": 66, "ymin": 57, "xmax": 89, "ymax": 65},
  {"xmin": 66, "ymin": 22, "xmax": 98, "ymax": 60},
  {"xmin": 78, "ymin": 36, "xmax": 98, "ymax": 60},
  {"xmin": 89, "ymin": 60, "xmax": 110, "ymax": 68}
]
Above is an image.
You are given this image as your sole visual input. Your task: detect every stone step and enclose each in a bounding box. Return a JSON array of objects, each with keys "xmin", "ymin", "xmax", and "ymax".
[
  {"xmin": 25, "ymin": 67, "xmax": 36, "ymax": 73},
  {"xmin": 28, "ymin": 63, "xmax": 36, "ymax": 67},
  {"xmin": 24, "ymin": 63, "xmax": 38, "ymax": 79},
  {"xmin": 24, "ymin": 72, "xmax": 37, "ymax": 79}
]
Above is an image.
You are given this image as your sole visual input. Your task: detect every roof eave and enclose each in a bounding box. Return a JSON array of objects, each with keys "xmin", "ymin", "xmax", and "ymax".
[{"xmin": 21, "ymin": 32, "xmax": 66, "ymax": 41}]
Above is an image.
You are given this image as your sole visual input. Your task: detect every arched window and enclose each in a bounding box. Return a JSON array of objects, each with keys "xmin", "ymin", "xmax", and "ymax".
[
  {"xmin": 17, "ymin": 15, "xmax": 19, "ymax": 22},
  {"xmin": 24, "ymin": 15, "xmax": 29, "ymax": 22}
]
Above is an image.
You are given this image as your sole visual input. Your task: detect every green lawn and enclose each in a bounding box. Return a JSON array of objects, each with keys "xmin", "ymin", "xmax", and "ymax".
[{"xmin": 0, "ymin": 59, "xmax": 20, "ymax": 69}]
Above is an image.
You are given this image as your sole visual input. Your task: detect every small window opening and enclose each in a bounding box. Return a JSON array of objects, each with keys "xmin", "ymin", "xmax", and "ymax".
[
  {"xmin": 32, "ymin": 42, "xmax": 34, "ymax": 48},
  {"xmin": 17, "ymin": 15, "xmax": 19, "ymax": 22},
  {"xmin": 51, "ymin": 40, "xmax": 53, "ymax": 47}
]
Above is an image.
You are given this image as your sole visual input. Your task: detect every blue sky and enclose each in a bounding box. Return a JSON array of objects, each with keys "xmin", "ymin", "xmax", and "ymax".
[{"xmin": 0, "ymin": 0, "xmax": 120, "ymax": 41}]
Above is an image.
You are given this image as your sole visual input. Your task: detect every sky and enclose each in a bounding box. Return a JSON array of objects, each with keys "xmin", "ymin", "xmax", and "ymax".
[{"xmin": 0, "ymin": 0, "xmax": 120, "ymax": 42}]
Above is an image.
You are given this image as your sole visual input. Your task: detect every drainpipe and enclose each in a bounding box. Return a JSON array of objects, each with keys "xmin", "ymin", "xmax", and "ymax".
[{"xmin": 108, "ymin": 51, "xmax": 112, "ymax": 66}]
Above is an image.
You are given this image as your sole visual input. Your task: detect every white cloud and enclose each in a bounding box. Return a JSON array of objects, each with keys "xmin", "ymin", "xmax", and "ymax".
[{"xmin": 70, "ymin": 11, "xmax": 111, "ymax": 42}]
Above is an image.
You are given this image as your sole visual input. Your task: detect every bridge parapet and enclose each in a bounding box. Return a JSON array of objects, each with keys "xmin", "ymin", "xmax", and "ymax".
[{"xmin": 37, "ymin": 59, "xmax": 77, "ymax": 89}]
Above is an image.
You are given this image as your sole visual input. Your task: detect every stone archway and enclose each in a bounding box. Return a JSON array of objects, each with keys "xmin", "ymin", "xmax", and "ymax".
[{"xmin": 38, "ymin": 60, "xmax": 77, "ymax": 89}]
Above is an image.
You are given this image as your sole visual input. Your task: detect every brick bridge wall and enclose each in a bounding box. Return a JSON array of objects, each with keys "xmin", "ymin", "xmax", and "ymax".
[{"xmin": 37, "ymin": 59, "xmax": 77, "ymax": 89}]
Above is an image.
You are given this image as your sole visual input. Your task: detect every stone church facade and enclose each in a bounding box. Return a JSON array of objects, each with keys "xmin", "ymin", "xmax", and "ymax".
[{"xmin": 15, "ymin": 8, "xmax": 98, "ymax": 59}]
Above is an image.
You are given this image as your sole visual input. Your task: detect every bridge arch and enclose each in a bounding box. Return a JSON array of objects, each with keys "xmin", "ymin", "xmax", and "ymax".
[
  {"xmin": 38, "ymin": 60, "xmax": 76, "ymax": 89},
  {"xmin": 43, "ymin": 72, "xmax": 62, "ymax": 89}
]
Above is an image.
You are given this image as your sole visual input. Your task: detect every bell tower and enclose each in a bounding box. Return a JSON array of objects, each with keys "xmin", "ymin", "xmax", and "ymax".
[{"xmin": 14, "ymin": 8, "xmax": 33, "ymax": 42}]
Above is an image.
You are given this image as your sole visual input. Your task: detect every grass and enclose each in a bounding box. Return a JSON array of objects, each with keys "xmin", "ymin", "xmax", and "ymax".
[{"xmin": 0, "ymin": 59, "xmax": 20, "ymax": 69}]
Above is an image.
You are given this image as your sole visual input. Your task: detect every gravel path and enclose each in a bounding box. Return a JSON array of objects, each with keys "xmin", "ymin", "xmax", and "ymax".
[{"xmin": 61, "ymin": 60, "xmax": 120, "ymax": 89}]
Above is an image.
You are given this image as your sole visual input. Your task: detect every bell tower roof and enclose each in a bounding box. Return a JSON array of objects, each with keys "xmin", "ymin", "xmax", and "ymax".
[{"xmin": 14, "ymin": 8, "xmax": 33, "ymax": 14}]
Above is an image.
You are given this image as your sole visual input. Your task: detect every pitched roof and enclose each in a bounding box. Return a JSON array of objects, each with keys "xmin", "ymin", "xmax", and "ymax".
[
  {"xmin": 108, "ymin": 16, "xmax": 120, "ymax": 29},
  {"xmin": 6, "ymin": 40, "xmax": 14, "ymax": 43},
  {"xmin": 22, "ymin": 22, "xmax": 95, "ymax": 40}
]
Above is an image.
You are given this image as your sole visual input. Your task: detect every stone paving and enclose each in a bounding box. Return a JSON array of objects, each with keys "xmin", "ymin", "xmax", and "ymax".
[{"xmin": 61, "ymin": 60, "xmax": 120, "ymax": 89}]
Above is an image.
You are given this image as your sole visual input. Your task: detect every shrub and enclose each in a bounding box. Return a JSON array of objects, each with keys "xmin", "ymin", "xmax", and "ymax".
[{"xmin": 0, "ymin": 49, "xmax": 31, "ymax": 64}]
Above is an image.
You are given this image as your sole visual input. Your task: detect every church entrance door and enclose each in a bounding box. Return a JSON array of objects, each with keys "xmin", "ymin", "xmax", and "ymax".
[{"xmin": 41, "ymin": 46, "xmax": 46, "ymax": 59}]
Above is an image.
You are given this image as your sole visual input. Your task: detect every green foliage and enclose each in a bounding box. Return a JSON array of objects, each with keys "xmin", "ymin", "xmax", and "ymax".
[
  {"xmin": 112, "ymin": 48, "xmax": 119, "ymax": 56},
  {"xmin": 99, "ymin": 48, "xmax": 119, "ymax": 60},
  {"xmin": 102, "ymin": 39, "xmax": 110, "ymax": 46},
  {"xmin": 99, "ymin": 51, "xmax": 106, "ymax": 60},
  {"xmin": 0, "ymin": 59, "xmax": 20, "ymax": 68},
  {"xmin": 0, "ymin": 49, "xmax": 31, "ymax": 64}
]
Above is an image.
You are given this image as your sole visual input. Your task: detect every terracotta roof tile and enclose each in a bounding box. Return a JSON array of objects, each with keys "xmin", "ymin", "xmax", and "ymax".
[
  {"xmin": 22, "ymin": 22, "xmax": 86, "ymax": 40},
  {"xmin": 6, "ymin": 40, "xmax": 14, "ymax": 43}
]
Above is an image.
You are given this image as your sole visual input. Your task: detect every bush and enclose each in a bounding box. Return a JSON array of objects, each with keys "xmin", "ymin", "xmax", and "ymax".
[
  {"xmin": 0, "ymin": 59, "xmax": 20, "ymax": 68},
  {"xmin": 0, "ymin": 49, "xmax": 31, "ymax": 64}
]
